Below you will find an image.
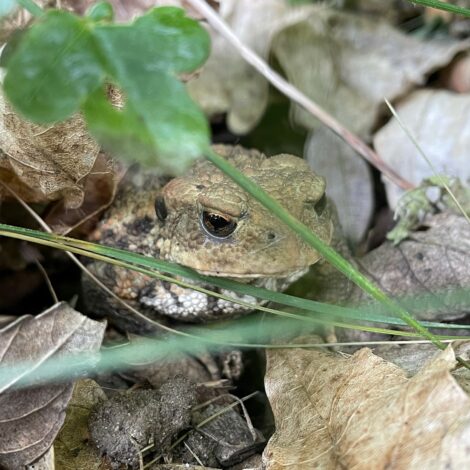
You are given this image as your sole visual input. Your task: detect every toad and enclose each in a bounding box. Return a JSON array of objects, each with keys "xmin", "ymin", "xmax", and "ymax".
[{"xmin": 83, "ymin": 145, "xmax": 333, "ymax": 330}]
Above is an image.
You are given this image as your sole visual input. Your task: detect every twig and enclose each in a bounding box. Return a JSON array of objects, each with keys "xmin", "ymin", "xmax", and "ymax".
[
  {"xmin": 186, "ymin": 0, "xmax": 414, "ymax": 191},
  {"xmin": 34, "ymin": 259, "xmax": 59, "ymax": 304}
]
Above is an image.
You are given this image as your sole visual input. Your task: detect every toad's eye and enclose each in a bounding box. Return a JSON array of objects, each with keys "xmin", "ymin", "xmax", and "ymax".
[
  {"xmin": 155, "ymin": 196, "xmax": 168, "ymax": 222},
  {"xmin": 201, "ymin": 211, "xmax": 237, "ymax": 238}
]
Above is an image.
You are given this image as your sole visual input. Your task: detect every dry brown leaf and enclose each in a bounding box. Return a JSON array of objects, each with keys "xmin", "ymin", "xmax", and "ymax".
[
  {"xmin": 351, "ymin": 211, "xmax": 470, "ymax": 328},
  {"xmin": 44, "ymin": 153, "xmax": 122, "ymax": 236},
  {"xmin": 440, "ymin": 53, "xmax": 470, "ymax": 93},
  {"xmin": 188, "ymin": 0, "xmax": 315, "ymax": 134},
  {"xmin": 0, "ymin": 303, "xmax": 106, "ymax": 469},
  {"xmin": 54, "ymin": 379, "xmax": 108, "ymax": 470},
  {"xmin": 0, "ymin": 90, "xmax": 100, "ymax": 209},
  {"xmin": 272, "ymin": 9, "xmax": 470, "ymax": 138},
  {"xmin": 263, "ymin": 341, "xmax": 470, "ymax": 469},
  {"xmin": 308, "ymin": 211, "xmax": 470, "ymax": 344},
  {"xmin": 306, "ymin": 128, "xmax": 373, "ymax": 244},
  {"xmin": 371, "ymin": 343, "xmax": 470, "ymax": 398},
  {"xmin": 26, "ymin": 447, "xmax": 55, "ymax": 470},
  {"xmin": 373, "ymin": 89, "xmax": 470, "ymax": 209}
]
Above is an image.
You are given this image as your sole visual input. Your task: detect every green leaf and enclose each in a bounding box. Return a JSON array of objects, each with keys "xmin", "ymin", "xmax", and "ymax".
[
  {"xmin": 3, "ymin": 10, "xmax": 104, "ymax": 123},
  {"xmin": 82, "ymin": 87, "xmax": 157, "ymax": 165},
  {"xmin": 85, "ymin": 7, "xmax": 211, "ymax": 172}
]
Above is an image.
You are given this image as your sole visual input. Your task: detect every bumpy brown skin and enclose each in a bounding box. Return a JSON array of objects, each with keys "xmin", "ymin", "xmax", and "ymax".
[{"xmin": 83, "ymin": 145, "xmax": 333, "ymax": 330}]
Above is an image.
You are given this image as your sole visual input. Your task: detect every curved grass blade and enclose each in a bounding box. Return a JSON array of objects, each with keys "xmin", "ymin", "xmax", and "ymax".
[
  {"xmin": 0, "ymin": 313, "xmax": 467, "ymax": 392},
  {"xmin": 203, "ymin": 148, "xmax": 470, "ymax": 369},
  {"xmin": 407, "ymin": 0, "xmax": 470, "ymax": 17},
  {"xmin": 1, "ymin": 223, "xmax": 470, "ymax": 333}
]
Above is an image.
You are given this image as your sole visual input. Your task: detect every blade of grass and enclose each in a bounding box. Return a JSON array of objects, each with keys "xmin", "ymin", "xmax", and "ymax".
[
  {"xmin": 1, "ymin": 222, "xmax": 470, "ymax": 332},
  {"xmin": 0, "ymin": 314, "xmax": 465, "ymax": 391},
  {"xmin": 0, "ymin": 223, "xmax": 446, "ymax": 339},
  {"xmin": 203, "ymin": 148, "xmax": 470, "ymax": 369},
  {"xmin": 407, "ymin": 0, "xmax": 470, "ymax": 17},
  {"xmin": 16, "ymin": 0, "xmax": 44, "ymax": 17}
]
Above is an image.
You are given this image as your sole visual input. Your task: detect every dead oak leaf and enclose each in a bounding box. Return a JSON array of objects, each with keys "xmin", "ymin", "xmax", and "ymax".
[
  {"xmin": 263, "ymin": 343, "xmax": 470, "ymax": 469},
  {"xmin": 0, "ymin": 90, "xmax": 100, "ymax": 209}
]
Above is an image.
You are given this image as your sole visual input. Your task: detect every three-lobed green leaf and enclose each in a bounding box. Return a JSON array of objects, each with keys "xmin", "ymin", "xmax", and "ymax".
[
  {"xmin": 2, "ymin": 6, "xmax": 211, "ymax": 173},
  {"xmin": 4, "ymin": 11, "xmax": 103, "ymax": 122}
]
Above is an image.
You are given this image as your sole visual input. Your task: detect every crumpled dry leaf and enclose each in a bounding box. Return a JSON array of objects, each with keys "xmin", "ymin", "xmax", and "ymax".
[
  {"xmin": 54, "ymin": 379, "xmax": 107, "ymax": 470},
  {"xmin": 26, "ymin": 447, "xmax": 55, "ymax": 470},
  {"xmin": 373, "ymin": 89, "xmax": 470, "ymax": 209},
  {"xmin": 306, "ymin": 128, "xmax": 373, "ymax": 244},
  {"xmin": 307, "ymin": 210, "xmax": 470, "ymax": 344},
  {"xmin": 355, "ymin": 213, "xmax": 470, "ymax": 321},
  {"xmin": 372, "ymin": 342, "xmax": 470, "ymax": 397},
  {"xmin": 272, "ymin": 8, "xmax": 470, "ymax": 138},
  {"xmin": 0, "ymin": 89, "xmax": 101, "ymax": 209},
  {"xmin": 188, "ymin": 0, "xmax": 315, "ymax": 134},
  {"xmin": 0, "ymin": 302, "xmax": 106, "ymax": 469},
  {"xmin": 44, "ymin": 152, "xmax": 122, "ymax": 236},
  {"xmin": 263, "ymin": 340, "xmax": 470, "ymax": 469},
  {"xmin": 354, "ymin": 212, "xmax": 470, "ymax": 323}
]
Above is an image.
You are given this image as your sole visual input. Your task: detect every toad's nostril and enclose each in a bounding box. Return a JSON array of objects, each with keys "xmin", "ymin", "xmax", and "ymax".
[
  {"xmin": 314, "ymin": 194, "xmax": 327, "ymax": 216},
  {"xmin": 267, "ymin": 232, "xmax": 276, "ymax": 241},
  {"xmin": 155, "ymin": 196, "xmax": 168, "ymax": 221}
]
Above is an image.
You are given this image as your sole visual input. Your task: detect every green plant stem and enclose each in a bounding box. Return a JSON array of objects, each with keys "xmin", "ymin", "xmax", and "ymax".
[
  {"xmin": 17, "ymin": 0, "xmax": 44, "ymax": 16},
  {"xmin": 407, "ymin": 0, "xmax": 470, "ymax": 16},
  {"xmin": 205, "ymin": 148, "xmax": 470, "ymax": 369}
]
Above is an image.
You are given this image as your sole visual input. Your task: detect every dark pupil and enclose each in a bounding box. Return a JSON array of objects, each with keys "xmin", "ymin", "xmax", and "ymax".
[
  {"xmin": 155, "ymin": 196, "xmax": 168, "ymax": 221},
  {"xmin": 202, "ymin": 211, "xmax": 236, "ymax": 238}
]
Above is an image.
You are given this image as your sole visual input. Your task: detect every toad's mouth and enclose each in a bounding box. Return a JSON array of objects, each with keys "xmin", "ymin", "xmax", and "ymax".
[
  {"xmin": 193, "ymin": 266, "xmax": 312, "ymax": 280},
  {"xmin": 197, "ymin": 266, "xmax": 309, "ymax": 287}
]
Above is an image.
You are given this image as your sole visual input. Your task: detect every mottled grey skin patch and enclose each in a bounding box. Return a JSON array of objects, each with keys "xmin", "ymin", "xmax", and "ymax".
[{"xmin": 83, "ymin": 145, "xmax": 333, "ymax": 329}]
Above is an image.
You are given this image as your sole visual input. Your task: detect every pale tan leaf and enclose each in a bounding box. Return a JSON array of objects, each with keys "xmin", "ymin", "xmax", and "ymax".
[
  {"xmin": 263, "ymin": 342, "xmax": 470, "ymax": 469},
  {"xmin": 373, "ymin": 89, "xmax": 470, "ymax": 209},
  {"xmin": 187, "ymin": 0, "xmax": 315, "ymax": 134},
  {"xmin": 0, "ymin": 90, "xmax": 100, "ymax": 209},
  {"xmin": 272, "ymin": 9, "xmax": 470, "ymax": 138},
  {"xmin": 305, "ymin": 128, "xmax": 373, "ymax": 243}
]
